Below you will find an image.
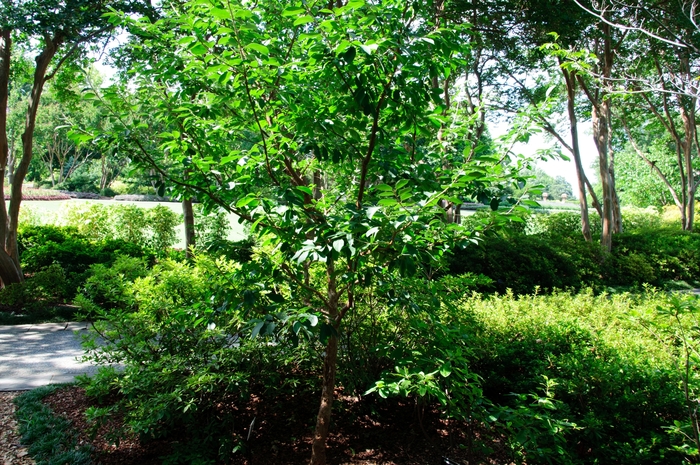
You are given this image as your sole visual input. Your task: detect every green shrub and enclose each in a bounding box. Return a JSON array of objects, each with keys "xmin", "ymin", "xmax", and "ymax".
[
  {"xmin": 607, "ymin": 228, "xmax": 700, "ymax": 286},
  {"xmin": 18, "ymin": 225, "xmax": 153, "ymax": 301},
  {"xmin": 149, "ymin": 205, "xmax": 181, "ymax": 251},
  {"xmin": 55, "ymin": 173, "xmax": 99, "ymax": 193},
  {"xmin": 64, "ymin": 203, "xmax": 181, "ymax": 254},
  {"xmin": 467, "ymin": 290, "xmax": 687, "ymax": 464},
  {"xmin": 77, "ymin": 255, "xmax": 149, "ymax": 313},
  {"xmin": 79, "ymin": 255, "xmax": 319, "ymax": 463},
  {"xmin": 447, "ymin": 234, "xmax": 582, "ymax": 294}
]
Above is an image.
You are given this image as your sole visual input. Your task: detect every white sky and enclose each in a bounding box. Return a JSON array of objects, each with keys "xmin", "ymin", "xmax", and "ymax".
[{"xmin": 491, "ymin": 121, "xmax": 598, "ymax": 198}]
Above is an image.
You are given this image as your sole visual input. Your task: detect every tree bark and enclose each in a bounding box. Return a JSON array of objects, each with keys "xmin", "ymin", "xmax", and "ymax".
[
  {"xmin": 309, "ymin": 330, "xmax": 339, "ymax": 465},
  {"xmin": 310, "ymin": 258, "xmax": 341, "ymax": 465},
  {"xmin": 182, "ymin": 198, "xmax": 195, "ymax": 259},
  {"xmin": 0, "ymin": 29, "xmax": 20, "ymax": 286},
  {"xmin": 562, "ymin": 68, "xmax": 593, "ymax": 242},
  {"xmin": 6, "ymin": 36, "xmax": 62, "ymax": 279}
]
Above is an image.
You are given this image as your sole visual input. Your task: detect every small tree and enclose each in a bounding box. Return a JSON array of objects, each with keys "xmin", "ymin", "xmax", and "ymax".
[{"xmin": 91, "ymin": 0, "xmax": 522, "ymax": 463}]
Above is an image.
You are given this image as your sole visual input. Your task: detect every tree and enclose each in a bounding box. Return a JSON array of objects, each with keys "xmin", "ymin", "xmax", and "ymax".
[
  {"xmin": 0, "ymin": 0, "xmax": 153, "ymax": 286},
  {"xmin": 88, "ymin": 1, "xmax": 522, "ymax": 463},
  {"xmin": 574, "ymin": 0, "xmax": 700, "ymax": 230}
]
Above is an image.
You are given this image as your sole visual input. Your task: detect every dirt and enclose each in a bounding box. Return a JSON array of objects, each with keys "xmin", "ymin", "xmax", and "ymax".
[
  {"xmin": 32, "ymin": 386, "xmax": 514, "ymax": 465},
  {"xmin": 0, "ymin": 392, "xmax": 35, "ymax": 465}
]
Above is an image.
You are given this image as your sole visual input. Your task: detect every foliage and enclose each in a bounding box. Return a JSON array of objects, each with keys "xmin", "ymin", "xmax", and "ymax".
[
  {"xmin": 468, "ymin": 289, "xmax": 687, "ymax": 464},
  {"xmin": 451, "ymin": 211, "xmax": 700, "ymax": 293},
  {"xmin": 447, "ymin": 234, "xmax": 585, "ymax": 294},
  {"xmin": 14, "ymin": 385, "xmax": 94, "ymax": 465},
  {"xmin": 79, "ymin": 254, "xmax": 320, "ymax": 463},
  {"xmin": 634, "ymin": 294, "xmax": 700, "ymax": 459},
  {"xmin": 62, "ymin": 203, "xmax": 181, "ymax": 253},
  {"xmin": 75, "ymin": 255, "xmax": 149, "ymax": 315},
  {"xmin": 0, "ymin": 264, "xmax": 68, "ymax": 313},
  {"xmin": 17, "ymin": 224, "xmax": 153, "ymax": 301}
]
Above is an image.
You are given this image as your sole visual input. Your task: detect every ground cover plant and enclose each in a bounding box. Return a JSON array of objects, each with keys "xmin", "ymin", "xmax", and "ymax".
[{"xmin": 19, "ymin": 265, "xmax": 693, "ymax": 464}]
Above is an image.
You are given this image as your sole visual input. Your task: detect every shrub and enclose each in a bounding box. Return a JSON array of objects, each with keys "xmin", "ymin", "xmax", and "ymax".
[
  {"xmin": 55, "ymin": 173, "xmax": 99, "ymax": 193},
  {"xmin": 447, "ymin": 234, "xmax": 582, "ymax": 294},
  {"xmin": 18, "ymin": 224, "xmax": 153, "ymax": 301},
  {"xmin": 79, "ymin": 255, "xmax": 319, "ymax": 463},
  {"xmin": 63, "ymin": 203, "xmax": 181, "ymax": 254},
  {"xmin": 466, "ymin": 290, "xmax": 687, "ymax": 464},
  {"xmin": 607, "ymin": 228, "xmax": 700, "ymax": 286}
]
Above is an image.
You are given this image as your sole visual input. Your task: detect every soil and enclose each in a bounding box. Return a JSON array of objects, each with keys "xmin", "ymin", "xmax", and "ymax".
[
  {"xmin": 0, "ymin": 392, "xmax": 35, "ymax": 465},
  {"xmin": 34, "ymin": 386, "xmax": 514, "ymax": 465}
]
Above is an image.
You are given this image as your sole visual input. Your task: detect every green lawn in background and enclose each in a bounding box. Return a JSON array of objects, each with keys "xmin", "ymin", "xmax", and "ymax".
[{"xmin": 17, "ymin": 199, "xmax": 248, "ymax": 249}]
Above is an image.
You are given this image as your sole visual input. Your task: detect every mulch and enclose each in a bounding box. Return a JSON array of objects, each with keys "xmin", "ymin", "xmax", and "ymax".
[
  {"xmin": 38, "ymin": 386, "xmax": 513, "ymax": 465},
  {"xmin": 0, "ymin": 392, "xmax": 35, "ymax": 465}
]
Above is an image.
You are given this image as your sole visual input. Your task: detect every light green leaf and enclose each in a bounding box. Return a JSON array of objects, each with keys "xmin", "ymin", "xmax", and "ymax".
[
  {"xmin": 377, "ymin": 198, "xmax": 397, "ymax": 207},
  {"xmin": 210, "ymin": 7, "xmax": 230, "ymax": 20},
  {"xmin": 282, "ymin": 7, "xmax": 305, "ymax": 16},
  {"xmin": 333, "ymin": 239, "xmax": 343, "ymax": 252},
  {"xmin": 246, "ymin": 43, "xmax": 269, "ymax": 55},
  {"xmin": 177, "ymin": 36, "xmax": 196, "ymax": 45},
  {"xmin": 296, "ymin": 186, "xmax": 313, "ymax": 196},
  {"xmin": 294, "ymin": 15, "xmax": 314, "ymax": 26},
  {"xmin": 190, "ymin": 43, "xmax": 208, "ymax": 56}
]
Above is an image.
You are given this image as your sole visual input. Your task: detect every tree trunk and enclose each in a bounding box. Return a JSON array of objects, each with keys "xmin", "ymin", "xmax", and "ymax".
[
  {"xmin": 310, "ymin": 258, "xmax": 342, "ymax": 465},
  {"xmin": 7, "ymin": 36, "xmax": 61, "ymax": 280},
  {"xmin": 562, "ymin": 68, "xmax": 592, "ymax": 242},
  {"xmin": 0, "ymin": 29, "xmax": 19, "ymax": 286},
  {"xmin": 592, "ymin": 101, "xmax": 614, "ymax": 252},
  {"xmin": 182, "ymin": 198, "xmax": 195, "ymax": 259},
  {"xmin": 309, "ymin": 331, "xmax": 339, "ymax": 465}
]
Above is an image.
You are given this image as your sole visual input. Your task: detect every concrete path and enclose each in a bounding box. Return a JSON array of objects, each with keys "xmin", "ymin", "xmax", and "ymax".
[{"xmin": 0, "ymin": 322, "xmax": 97, "ymax": 391}]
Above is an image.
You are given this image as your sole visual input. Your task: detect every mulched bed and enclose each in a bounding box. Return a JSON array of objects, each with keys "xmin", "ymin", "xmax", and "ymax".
[
  {"xmin": 41, "ymin": 386, "xmax": 513, "ymax": 465},
  {"xmin": 0, "ymin": 392, "xmax": 35, "ymax": 465}
]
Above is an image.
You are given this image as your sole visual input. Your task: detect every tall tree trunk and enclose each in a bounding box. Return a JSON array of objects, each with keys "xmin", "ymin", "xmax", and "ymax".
[
  {"xmin": 562, "ymin": 68, "xmax": 593, "ymax": 242},
  {"xmin": 0, "ymin": 29, "xmax": 21, "ymax": 286},
  {"xmin": 578, "ymin": 22, "xmax": 620, "ymax": 252},
  {"xmin": 592, "ymin": 100, "xmax": 614, "ymax": 252},
  {"xmin": 0, "ymin": 30, "xmax": 11, "ymax": 256},
  {"xmin": 182, "ymin": 198, "xmax": 195, "ymax": 259},
  {"xmin": 7, "ymin": 36, "xmax": 61, "ymax": 278}
]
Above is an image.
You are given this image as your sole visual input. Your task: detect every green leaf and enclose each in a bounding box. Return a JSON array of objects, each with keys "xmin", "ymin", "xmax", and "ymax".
[
  {"xmin": 378, "ymin": 198, "xmax": 397, "ymax": 207},
  {"xmin": 333, "ymin": 239, "xmax": 344, "ymax": 252},
  {"xmin": 282, "ymin": 7, "xmax": 305, "ymax": 16},
  {"xmin": 439, "ymin": 363, "xmax": 452, "ymax": 378},
  {"xmin": 210, "ymin": 7, "xmax": 230, "ymax": 20},
  {"xmin": 246, "ymin": 43, "xmax": 269, "ymax": 55},
  {"xmin": 177, "ymin": 36, "xmax": 196, "ymax": 45},
  {"xmin": 190, "ymin": 43, "xmax": 208, "ymax": 56},
  {"xmin": 251, "ymin": 321, "xmax": 264, "ymax": 338},
  {"xmin": 293, "ymin": 15, "xmax": 314, "ymax": 26},
  {"xmin": 296, "ymin": 186, "xmax": 313, "ymax": 196}
]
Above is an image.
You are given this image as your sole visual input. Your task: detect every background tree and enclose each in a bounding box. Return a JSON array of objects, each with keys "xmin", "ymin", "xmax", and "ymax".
[{"xmin": 0, "ymin": 0, "xmax": 154, "ymax": 286}]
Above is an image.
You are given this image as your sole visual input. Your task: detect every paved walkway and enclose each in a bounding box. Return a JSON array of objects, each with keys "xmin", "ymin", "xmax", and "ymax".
[{"xmin": 0, "ymin": 323, "xmax": 98, "ymax": 391}]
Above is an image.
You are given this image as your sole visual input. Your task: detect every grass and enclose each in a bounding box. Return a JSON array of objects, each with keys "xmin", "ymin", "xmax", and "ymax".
[{"xmin": 14, "ymin": 384, "xmax": 93, "ymax": 465}]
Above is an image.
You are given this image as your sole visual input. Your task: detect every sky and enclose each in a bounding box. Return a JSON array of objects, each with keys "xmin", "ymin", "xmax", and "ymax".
[{"xmin": 490, "ymin": 121, "xmax": 599, "ymax": 198}]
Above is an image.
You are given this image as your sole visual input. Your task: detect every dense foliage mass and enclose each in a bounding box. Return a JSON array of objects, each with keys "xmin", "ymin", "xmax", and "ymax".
[{"xmin": 4, "ymin": 0, "xmax": 700, "ymax": 463}]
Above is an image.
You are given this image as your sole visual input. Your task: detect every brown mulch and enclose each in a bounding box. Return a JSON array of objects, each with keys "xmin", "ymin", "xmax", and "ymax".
[
  {"xmin": 34, "ymin": 386, "xmax": 513, "ymax": 465},
  {"xmin": 0, "ymin": 392, "xmax": 35, "ymax": 465}
]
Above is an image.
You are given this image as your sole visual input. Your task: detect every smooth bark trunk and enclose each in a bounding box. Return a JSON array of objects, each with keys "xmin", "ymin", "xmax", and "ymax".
[{"xmin": 562, "ymin": 68, "xmax": 592, "ymax": 242}]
